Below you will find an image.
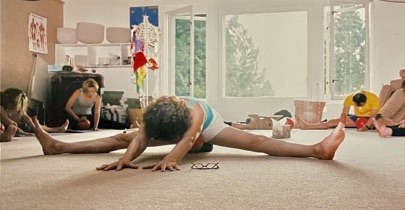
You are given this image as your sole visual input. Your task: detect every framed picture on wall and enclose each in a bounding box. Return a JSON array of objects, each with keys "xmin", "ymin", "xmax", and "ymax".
[{"xmin": 28, "ymin": 13, "xmax": 48, "ymax": 54}]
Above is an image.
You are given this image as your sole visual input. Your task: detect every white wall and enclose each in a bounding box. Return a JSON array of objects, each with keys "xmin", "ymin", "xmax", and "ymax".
[
  {"xmin": 64, "ymin": 0, "xmax": 156, "ymax": 29},
  {"xmin": 63, "ymin": 0, "xmax": 405, "ymax": 122},
  {"xmin": 370, "ymin": 1, "xmax": 405, "ymax": 93}
]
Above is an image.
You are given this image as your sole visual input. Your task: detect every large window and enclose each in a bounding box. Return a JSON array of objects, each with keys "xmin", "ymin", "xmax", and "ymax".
[
  {"xmin": 165, "ymin": 1, "xmax": 369, "ymax": 105},
  {"xmin": 224, "ymin": 11, "xmax": 308, "ymax": 98}
]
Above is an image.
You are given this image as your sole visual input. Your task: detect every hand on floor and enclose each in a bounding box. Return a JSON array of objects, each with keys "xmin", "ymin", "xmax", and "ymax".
[
  {"xmin": 143, "ymin": 159, "xmax": 180, "ymax": 172},
  {"xmin": 96, "ymin": 158, "xmax": 139, "ymax": 171}
]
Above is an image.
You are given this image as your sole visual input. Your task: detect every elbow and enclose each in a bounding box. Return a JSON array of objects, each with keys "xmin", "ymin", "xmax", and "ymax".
[
  {"xmin": 65, "ymin": 103, "xmax": 73, "ymax": 112},
  {"xmin": 188, "ymin": 138, "xmax": 195, "ymax": 148},
  {"xmin": 188, "ymin": 136, "xmax": 204, "ymax": 153},
  {"xmin": 181, "ymin": 136, "xmax": 195, "ymax": 149}
]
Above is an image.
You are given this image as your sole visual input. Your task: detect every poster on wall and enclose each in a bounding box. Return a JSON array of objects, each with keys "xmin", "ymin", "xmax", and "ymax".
[
  {"xmin": 28, "ymin": 13, "xmax": 48, "ymax": 54},
  {"xmin": 130, "ymin": 6, "xmax": 159, "ymax": 28}
]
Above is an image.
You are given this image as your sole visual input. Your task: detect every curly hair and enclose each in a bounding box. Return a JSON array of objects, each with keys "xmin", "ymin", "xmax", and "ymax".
[
  {"xmin": 143, "ymin": 96, "xmax": 191, "ymax": 141},
  {"xmin": 0, "ymin": 88, "xmax": 28, "ymax": 118}
]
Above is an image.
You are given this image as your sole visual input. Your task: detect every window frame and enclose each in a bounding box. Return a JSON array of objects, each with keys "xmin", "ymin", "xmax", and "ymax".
[
  {"xmin": 166, "ymin": 5, "xmax": 195, "ymax": 97},
  {"xmin": 327, "ymin": 0, "xmax": 371, "ymax": 100}
]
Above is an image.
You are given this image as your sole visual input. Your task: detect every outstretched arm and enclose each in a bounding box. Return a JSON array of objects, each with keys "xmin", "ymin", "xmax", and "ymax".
[
  {"xmin": 92, "ymin": 95, "xmax": 101, "ymax": 130},
  {"xmin": 65, "ymin": 89, "xmax": 81, "ymax": 122},
  {"xmin": 97, "ymin": 125, "xmax": 149, "ymax": 171},
  {"xmin": 21, "ymin": 112, "xmax": 35, "ymax": 130},
  {"xmin": 339, "ymin": 106, "xmax": 350, "ymax": 125},
  {"xmin": 365, "ymin": 109, "xmax": 378, "ymax": 129},
  {"xmin": 18, "ymin": 112, "xmax": 36, "ymax": 136}
]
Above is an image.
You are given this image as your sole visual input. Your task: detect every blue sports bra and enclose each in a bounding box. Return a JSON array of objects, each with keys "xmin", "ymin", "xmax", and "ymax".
[{"xmin": 184, "ymin": 97, "xmax": 214, "ymax": 131}]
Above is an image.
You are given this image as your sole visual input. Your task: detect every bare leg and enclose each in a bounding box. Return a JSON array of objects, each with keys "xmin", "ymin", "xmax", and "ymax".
[
  {"xmin": 42, "ymin": 120, "xmax": 69, "ymax": 133},
  {"xmin": 32, "ymin": 117, "xmax": 134, "ymax": 155},
  {"xmin": 378, "ymin": 84, "xmax": 393, "ymax": 109},
  {"xmin": 376, "ymin": 116, "xmax": 397, "ymax": 126},
  {"xmin": 210, "ymin": 122, "xmax": 345, "ymax": 160},
  {"xmin": 296, "ymin": 115, "xmax": 338, "ymax": 129},
  {"xmin": 372, "ymin": 118, "xmax": 392, "ymax": 137},
  {"xmin": 0, "ymin": 124, "xmax": 18, "ymax": 142},
  {"xmin": 297, "ymin": 116, "xmax": 355, "ymax": 130}
]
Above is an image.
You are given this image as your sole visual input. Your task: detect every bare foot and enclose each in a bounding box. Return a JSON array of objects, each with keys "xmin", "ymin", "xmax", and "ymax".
[
  {"xmin": 57, "ymin": 120, "xmax": 69, "ymax": 133},
  {"xmin": 315, "ymin": 122, "xmax": 346, "ymax": 160},
  {"xmin": 372, "ymin": 118, "xmax": 392, "ymax": 137},
  {"xmin": 0, "ymin": 124, "xmax": 17, "ymax": 142},
  {"xmin": 32, "ymin": 117, "xmax": 63, "ymax": 155}
]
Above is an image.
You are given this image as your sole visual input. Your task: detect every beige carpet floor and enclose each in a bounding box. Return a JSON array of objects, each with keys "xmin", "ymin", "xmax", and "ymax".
[{"xmin": 1, "ymin": 128, "xmax": 405, "ymax": 210}]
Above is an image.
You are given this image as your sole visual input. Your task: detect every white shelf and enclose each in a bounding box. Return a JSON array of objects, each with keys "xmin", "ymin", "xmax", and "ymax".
[{"xmin": 55, "ymin": 43, "xmax": 132, "ymax": 68}]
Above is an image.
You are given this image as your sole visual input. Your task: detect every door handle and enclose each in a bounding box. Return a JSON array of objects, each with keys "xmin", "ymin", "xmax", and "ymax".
[{"xmin": 332, "ymin": 79, "xmax": 340, "ymax": 83}]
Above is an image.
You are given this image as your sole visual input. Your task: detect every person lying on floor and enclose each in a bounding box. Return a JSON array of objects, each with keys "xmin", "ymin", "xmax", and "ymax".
[
  {"xmin": 297, "ymin": 90, "xmax": 379, "ymax": 132},
  {"xmin": 0, "ymin": 88, "xmax": 68, "ymax": 142},
  {"xmin": 373, "ymin": 118, "xmax": 405, "ymax": 137},
  {"xmin": 33, "ymin": 95, "xmax": 346, "ymax": 172}
]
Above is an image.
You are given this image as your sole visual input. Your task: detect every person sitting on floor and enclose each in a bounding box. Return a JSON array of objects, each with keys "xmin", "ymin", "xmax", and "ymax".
[
  {"xmin": 65, "ymin": 78, "xmax": 102, "ymax": 131},
  {"xmin": 297, "ymin": 90, "xmax": 379, "ymax": 132},
  {"xmin": 33, "ymin": 95, "xmax": 346, "ymax": 172},
  {"xmin": 0, "ymin": 88, "xmax": 68, "ymax": 142}
]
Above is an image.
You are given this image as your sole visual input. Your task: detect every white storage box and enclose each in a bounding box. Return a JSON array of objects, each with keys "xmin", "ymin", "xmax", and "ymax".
[
  {"xmin": 76, "ymin": 22, "xmax": 105, "ymax": 44},
  {"xmin": 57, "ymin": 27, "xmax": 77, "ymax": 44},
  {"xmin": 106, "ymin": 27, "xmax": 131, "ymax": 43}
]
